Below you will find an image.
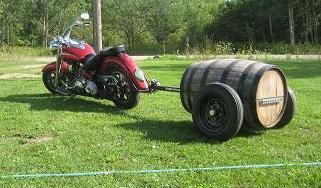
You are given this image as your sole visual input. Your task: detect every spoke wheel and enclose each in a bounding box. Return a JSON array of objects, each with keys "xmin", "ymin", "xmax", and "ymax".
[
  {"xmin": 107, "ymin": 67, "xmax": 139, "ymax": 109},
  {"xmin": 42, "ymin": 70, "xmax": 72, "ymax": 95}
]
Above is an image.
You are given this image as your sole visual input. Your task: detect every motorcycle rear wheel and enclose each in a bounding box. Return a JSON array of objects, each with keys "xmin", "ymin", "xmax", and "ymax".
[{"xmin": 106, "ymin": 67, "xmax": 140, "ymax": 109}]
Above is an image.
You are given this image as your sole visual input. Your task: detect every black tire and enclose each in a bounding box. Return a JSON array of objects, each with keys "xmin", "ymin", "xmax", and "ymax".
[
  {"xmin": 42, "ymin": 70, "xmax": 58, "ymax": 94},
  {"xmin": 106, "ymin": 67, "xmax": 140, "ymax": 109},
  {"xmin": 274, "ymin": 87, "xmax": 296, "ymax": 128},
  {"xmin": 42, "ymin": 70, "xmax": 72, "ymax": 95},
  {"xmin": 192, "ymin": 83, "xmax": 244, "ymax": 141}
]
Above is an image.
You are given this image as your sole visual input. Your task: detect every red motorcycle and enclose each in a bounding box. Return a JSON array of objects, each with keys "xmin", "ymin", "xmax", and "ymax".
[{"xmin": 42, "ymin": 13, "xmax": 151, "ymax": 109}]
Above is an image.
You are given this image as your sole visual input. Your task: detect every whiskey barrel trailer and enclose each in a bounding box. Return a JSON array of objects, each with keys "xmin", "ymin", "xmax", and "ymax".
[{"xmin": 152, "ymin": 59, "xmax": 296, "ymax": 141}]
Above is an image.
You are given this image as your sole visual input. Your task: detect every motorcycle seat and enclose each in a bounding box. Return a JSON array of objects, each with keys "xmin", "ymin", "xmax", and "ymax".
[
  {"xmin": 100, "ymin": 45, "xmax": 125, "ymax": 57},
  {"xmin": 83, "ymin": 45, "xmax": 126, "ymax": 71}
]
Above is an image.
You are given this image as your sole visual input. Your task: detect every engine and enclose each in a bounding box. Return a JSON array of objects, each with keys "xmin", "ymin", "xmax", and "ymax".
[{"xmin": 74, "ymin": 77, "xmax": 98, "ymax": 96}]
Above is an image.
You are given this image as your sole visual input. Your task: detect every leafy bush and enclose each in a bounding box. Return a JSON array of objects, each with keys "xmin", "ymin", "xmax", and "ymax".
[{"xmin": 185, "ymin": 42, "xmax": 321, "ymax": 56}]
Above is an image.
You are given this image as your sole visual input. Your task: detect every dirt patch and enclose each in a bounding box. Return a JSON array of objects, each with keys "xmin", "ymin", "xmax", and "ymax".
[
  {"xmin": 21, "ymin": 64, "xmax": 46, "ymax": 69},
  {"xmin": 32, "ymin": 57, "xmax": 56, "ymax": 62},
  {"xmin": 12, "ymin": 133, "xmax": 55, "ymax": 145},
  {"xmin": 0, "ymin": 73, "xmax": 41, "ymax": 79},
  {"xmin": 24, "ymin": 135, "xmax": 55, "ymax": 145}
]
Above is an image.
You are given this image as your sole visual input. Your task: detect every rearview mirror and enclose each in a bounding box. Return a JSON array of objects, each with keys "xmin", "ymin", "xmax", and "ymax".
[{"xmin": 80, "ymin": 13, "xmax": 89, "ymax": 20}]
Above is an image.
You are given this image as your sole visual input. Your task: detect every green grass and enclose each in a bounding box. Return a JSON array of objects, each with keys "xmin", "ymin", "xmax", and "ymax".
[{"xmin": 0, "ymin": 57, "xmax": 320, "ymax": 187}]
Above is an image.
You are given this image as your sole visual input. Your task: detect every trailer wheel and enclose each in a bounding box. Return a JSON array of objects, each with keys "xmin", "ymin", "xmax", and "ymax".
[
  {"xmin": 192, "ymin": 83, "xmax": 244, "ymax": 141},
  {"xmin": 274, "ymin": 87, "xmax": 296, "ymax": 128}
]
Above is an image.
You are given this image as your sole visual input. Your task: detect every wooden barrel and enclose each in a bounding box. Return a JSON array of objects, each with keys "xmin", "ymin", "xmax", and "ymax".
[{"xmin": 180, "ymin": 59, "xmax": 288, "ymax": 128}]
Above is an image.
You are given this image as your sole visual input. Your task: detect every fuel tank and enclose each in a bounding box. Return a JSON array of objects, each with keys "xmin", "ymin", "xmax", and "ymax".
[{"xmin": 61, "ymin": 42, "xmax": 95, "ymax": 62}]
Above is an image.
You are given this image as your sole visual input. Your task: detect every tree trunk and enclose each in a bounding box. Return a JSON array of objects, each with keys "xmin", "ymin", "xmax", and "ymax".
[
  {"xmin": 125, "ymin": 32, "xmax": 131, "ymax": 49},
  {"xmin": 43, "ymin": 16, "xmax": 45, "ymax": 47},
  {"xmin": 162, "ymin": 42, "xmax": 166, "ymax": 54},
  {"xmin": 93, "ymin": 0, "xmax": 102, "ymax": 53},
  {"xmin": 42, "ymin": 0, "xmax": 47, "ymax": 47},
  {"xmin": 7, "ymin": 24, "xmax": 10, "ymax": 45},
  {"xmin": 1, "ymin": 21, "xmax": 4, "ymax": 45},
  {"xmin": 305, "ymin": 0, "xmax": 313, "ymax": 43},
  {"xmin": 288, "ymin": 2, "xmax": 295, "ymax": 46},
  {"xmin": 45, "ymin": 1, "xmax": 49, "ymax": 48},
  {"xmin": 311, "ymin": 0, "xmax": 318, "ymax": 43},
  {"xmin": 130, "ymin": 17, "xmax": 135, "ymax": 48},
  {"xmin": 269, "ymin": 15, "xmax": 273, "ymax": 42},
  {"xmin": 304, "ymin": 12, "xmax": 309, "ymax": 43}
]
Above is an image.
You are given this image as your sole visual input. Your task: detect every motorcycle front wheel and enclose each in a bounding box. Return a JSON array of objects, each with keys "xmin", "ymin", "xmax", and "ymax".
[
  {"xmin": 42, "ymin": 70, "xmax": 72, "ymax": 95},
  {"xmin": 106, "ymin": 68, "xmax": 140, "ymax": 109}
]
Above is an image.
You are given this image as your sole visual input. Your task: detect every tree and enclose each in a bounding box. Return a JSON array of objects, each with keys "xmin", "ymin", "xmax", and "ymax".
[
  {"xmin": 204, "ymin": 0, "xmax": 314, "ymax": 46},
  {"xmin": 184, "ymin": 0, "xmax": 223, "ymax": 46},
  {"xmin": 7, "ymin": 0, "xmax": 321, "ymax": 54},
  {"xmin": 145, "ymin": 0, "xmax": 184, "ymax": 53},
  {"xmin": 102, "ymin": 0, "xmax": 150, "ymax": 49},
  {"xmin": 0, "ymin": 0, "xmax": 28, "ymax": 46}
]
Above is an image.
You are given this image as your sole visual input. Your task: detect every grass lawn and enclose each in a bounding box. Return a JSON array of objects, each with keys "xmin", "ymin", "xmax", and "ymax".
[{"xmin": 0, "ymin": 57, "xmax": 320, "ymax": 187}]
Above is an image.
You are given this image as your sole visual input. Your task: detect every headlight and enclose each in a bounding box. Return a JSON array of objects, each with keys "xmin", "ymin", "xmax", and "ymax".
[{"xmin": 134, "ymin": 69, "xmax": 146, "ymax": 82}]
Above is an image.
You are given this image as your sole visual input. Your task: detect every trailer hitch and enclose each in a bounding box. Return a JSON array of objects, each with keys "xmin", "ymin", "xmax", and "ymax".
[{"xmin": 149, "ymin": 79, "xmax": 180, "ymax": 93}]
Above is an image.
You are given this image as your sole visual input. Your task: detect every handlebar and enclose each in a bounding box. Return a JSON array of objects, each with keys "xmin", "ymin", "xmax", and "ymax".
[{"xmin": 49, "ymin": 20, "xmax": 91, "ymax": 49}]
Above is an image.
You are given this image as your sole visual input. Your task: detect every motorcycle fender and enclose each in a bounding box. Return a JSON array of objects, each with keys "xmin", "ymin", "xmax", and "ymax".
[
  {"xmin": 42, "ymin": 61, "xmax": 69, "ymax": 73},
  {"xmin": 98, "ymin": 53, "xmax": 149, "ymax": 91}
]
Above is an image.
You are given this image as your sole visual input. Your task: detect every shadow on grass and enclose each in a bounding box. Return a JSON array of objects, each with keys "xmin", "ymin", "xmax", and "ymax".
[
  {"xmin": 117, "ymin": 120, "xmax": 212, "ymax": 144},
  {"xmin": 117, "ymin": 119, "xmax": 263, "ymax": 144},
  {"xmin": 0, "ymin": 93, "xmax": 125, "ymax": 115},
  {"xmin": 1, "ymin": 93, "xmax": 263, "ymax": 143},
  {"xmin": 238, "ymin": 126, "xmax": 264, "ymax": 138}
]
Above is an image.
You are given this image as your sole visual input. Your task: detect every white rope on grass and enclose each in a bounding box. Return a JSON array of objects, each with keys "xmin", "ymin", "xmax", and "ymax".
[{"xmin": 1, "ymin": 161, "xmax": 321, "ymax": 179}]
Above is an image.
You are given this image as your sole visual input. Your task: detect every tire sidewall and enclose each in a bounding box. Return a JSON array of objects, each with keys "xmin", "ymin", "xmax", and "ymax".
[
  {"xmin": 192, "ymin": 83, "xmax": 243, "ymax": 140},
  {"xmin": 105, "ymin": 64, "xmax": 140, "ymax": 109},
  {"xmin": 42, "ymin": 70, "xmax": 58, "ymax": 94},
  {"xmin": 274, "ymin": 87, "xmax": 296, "ymax": 128}
]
